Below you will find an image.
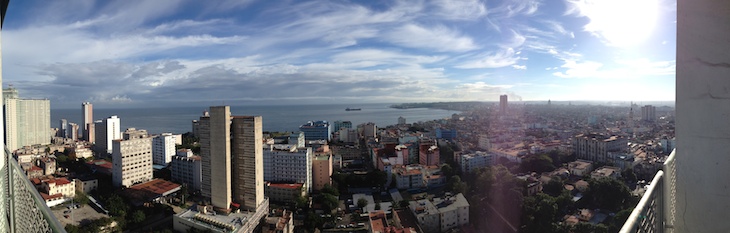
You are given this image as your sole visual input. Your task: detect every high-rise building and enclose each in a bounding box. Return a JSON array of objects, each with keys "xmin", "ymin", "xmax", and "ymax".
[
  {"xmin": 299, "ymin": 120, "xmax": 332, "ymax": 141},
  {"xmin": 398, "ymin": 116, "xmax": 406, "ymax": 125},
  {"xmin": 199, "ymin": 106, "xmax": 265, "ymax": 212},
  {"xmin": 58, "ymin": 119, "xmax": 67, "ymax": 138},
  {"xmin": 499, "ymin": 94, "xmax": 508, "ymax": 114},
  {"xmin": 94, "ymin": 116, "xmax": 121, "ymax": 155},
  {"xmin": 419, "ymin": 140, "xmax": 440, "ymax": 166},
  {"xmin": 641, "ymin": 105, "xmax": 656, "ymax": 122},
  {"xmin": 2, "ymin": 88, "xmax": 50, "ymax": 151},
  {"xmin": 112, "ymin": 137, "xmax": 153, "ymax": 188},
  {"xmin": 68, "ymin": 123, "xmax": 79, "ymax": 141},
  {"xmin": 333, "ymin": 120, "xmax": 352, "ymax": 131},
  {"xmin": 82, "ymin": 102, "xmax": 93, "ymax": 142},
  {"xmin": 153, "ymin": 133, "xmax": 177, "ymax": 166}
]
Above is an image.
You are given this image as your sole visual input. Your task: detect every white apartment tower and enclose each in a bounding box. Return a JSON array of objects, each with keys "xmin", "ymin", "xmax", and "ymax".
[
  {"xmin": 199, "ymin": 106, "xmax": 265, "ymax": 212},
  {"xmin": 82, "ymin": 102, "xmax": 93, "ymax": 142},
  {"xmin": 263, "ymin": 146, "xmax": 313, "ymax": 193},
  {"xmin": 2, "ymin": 88, "xmax": 50, "ymax": 151},
  {"xmin": 112, "ymin": 137, "xmax": 153, "ymax": 188},
  {"xmin": 170, "ymin": 149, "xmax": 202, "ymax": 193},
  {"xmin": 153, "ymin": 133, "xmax": 177, "ymax": 165},
  {"xmin": 94, "ymin": 116, "xmax": 121, "ymax": 155}
]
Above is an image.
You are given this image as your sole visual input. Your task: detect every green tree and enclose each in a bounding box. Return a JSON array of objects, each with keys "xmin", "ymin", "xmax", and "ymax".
[
  {"xmin": 441, "ymin": 163, "xmax": 454, "ymax": 178},
  {"xmin": 521, "ymin": 193, "xmax": 558, "ymax": 233},
  {"xmin": 106, "ymin": 195, "xmax": 129, "ymax": 217},
  {"xmin": 357, "ymin": 198, "xmax": 368, "ymax": 209},
  {"xmin": 295, "ymin": 195, "xmax": 309, "ymax": 209},
  {"xmin": 73, "ymin": 191, "xmax": 90, "ymax": 206},
  {"xmin": 64, "ymin": 224, "xmax": 80, "ymax": 233},
  {"xmin": 621, "ymin": 168, "xmax": 638, "ymax": 184},
  {"xmin": 315, "ymin": 193, "xmax": 339, "ymax": 213},
  {"xmin": 519, "ymin": 154, "xmax": 556, "ymax": 173},
  {"xmin": 542, "ymin": 178, "xmax": 564, "ymax": 197},
  {"xmin": 321, "ymin": 184, "xmax": 339, "ymax": 196},
  {"xmin": 131, "ymin": 210, "xmax": 146, "ymax": 224},
  {"xmin": 367, "ymin": 170, "xmax": 388, "ymax": 190},
  {"xmin": 447, "ymin": 175, "xmax": 467, "ymax": 194},
  {"xmin": 586, "ymin": 178, "xmax": 632, "ymax": 211}
]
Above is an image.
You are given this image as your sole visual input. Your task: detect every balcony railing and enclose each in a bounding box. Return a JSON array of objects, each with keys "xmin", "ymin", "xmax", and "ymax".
[
  {"xmin": 620, "ymin": 149, "xmax": 676, "ymax": 233},
  {"xmin": 3, "ymin": 149, "xmax": 66, "ymax": 233}
]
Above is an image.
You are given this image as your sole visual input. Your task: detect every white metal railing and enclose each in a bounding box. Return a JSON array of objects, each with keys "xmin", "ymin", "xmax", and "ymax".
[
  {"xmin": 4, "ymin": 149, "xmax": 66, "ymax": 232},
  {"xmin": 620, "ymin": 149, "xmax": 676, "ymax": 233}
]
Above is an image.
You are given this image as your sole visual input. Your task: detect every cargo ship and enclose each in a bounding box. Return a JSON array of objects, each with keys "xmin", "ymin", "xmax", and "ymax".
[{"xmin": 346, "ymin": 108, "xmax": 361, "ymax": 111}]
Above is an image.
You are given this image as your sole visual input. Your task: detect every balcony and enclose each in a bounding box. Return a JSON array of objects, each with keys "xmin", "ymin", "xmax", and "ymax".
[
  {"xmin": 620, "ymin": 149, "xmax": 676, "ymax": 233},
  {"xmin": 2, "ymin": 149, "xmax": 66, "ymax": 232}
]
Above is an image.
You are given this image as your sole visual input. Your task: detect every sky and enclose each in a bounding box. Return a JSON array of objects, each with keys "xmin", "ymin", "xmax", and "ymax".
[{"xmin": 2, "ymin": 0, "xmax": 676, "ymax": 108}]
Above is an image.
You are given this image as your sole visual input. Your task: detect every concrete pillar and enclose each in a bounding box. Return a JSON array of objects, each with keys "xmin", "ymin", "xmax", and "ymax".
[{"xmin": 676, "ymin": 0, "xmax": 730, "ymax": 232}]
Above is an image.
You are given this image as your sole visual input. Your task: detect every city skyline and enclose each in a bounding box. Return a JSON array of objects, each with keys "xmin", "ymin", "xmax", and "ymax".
[{"xmin": 3, "ymin": 0, "xmax": 676, "ymax": 108}]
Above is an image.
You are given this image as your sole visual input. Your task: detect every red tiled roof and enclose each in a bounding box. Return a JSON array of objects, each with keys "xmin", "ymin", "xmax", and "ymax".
[
  {"xmin": 40, "ymin": 192, "xmax": 64, "ymax": 200},
  {"xmin": 268, "ymin": 183, "xmax": 303, "ymax": 189},
  {"xmin": 129, "ymin": 179, "xmax": 181, "ymax": 196},
  {"xmin": 30, "ymin": 166, "xmax": 43, "ymax": 171},
  {"xmin": 48, "ymin": 178, "xmax": 72, "ymax": 186}
]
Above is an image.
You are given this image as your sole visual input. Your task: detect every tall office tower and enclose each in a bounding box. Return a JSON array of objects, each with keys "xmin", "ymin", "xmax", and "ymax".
[
  {"xmin": 231, "ymin": 116, "xmax": 263, "ymax": 210},
  {"xmin": 68, "ymin": 123, "xmax": 79, "ymax": 141},
  {"xmin": 94, "ymin": 116, "xmax": 121, "ymax": 155},
  {"xmin": 199, "ymin": 106, "xmax": 232, "ymax": 211},
  {"xmin": 81, "ymin": 102, "xmax": 93, "ymax": 141},
  {"xmin": 641, "ymin": 105, "xmax": 656, "ymax": 122},
  {"xmin": 58, "ymin": 119, "xmax": 67, "ymax": 138},
  {"xmin": 152, "ymin": 133, "xmax": 177, "ymax": 166},
  {"xmin": 499, "ymin": 94, "xmax": 508, "ymax": 114},
  {"xmin": 111, "ymin": 137, "xmax": 153, "ymax": 188},
  {"xmin": 2, "ymin": 88, "xmax": 50, "ymax": 151},
  {"xmin": 199, "ymin": 106, "xmax": 265, "ymax": 212}
]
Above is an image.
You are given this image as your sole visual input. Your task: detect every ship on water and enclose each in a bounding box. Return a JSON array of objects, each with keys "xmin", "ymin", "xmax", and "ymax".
[{"xmin": 346, "ymin": 108, "xmax": 361, "ymax": 111}]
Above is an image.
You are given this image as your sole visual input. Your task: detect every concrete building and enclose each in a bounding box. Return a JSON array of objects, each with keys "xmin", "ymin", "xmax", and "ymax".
[
  {"xmin": 37, "ymin": 157, "xmax": 56, "ymax": 176},
  {"xmin": 395, "ymin": 165, "xmax": 425, "ymax": 190},
  {"xmin": 459, "ymin": 151, "xmax": 491, "ymax": 174},
  {"xmin": 263, "ymin": 145, "xmax": 312, "ymax": 193},
  {"xmin": 398, "ymin": 116, "xmax": 406, "ymax": 125},
  {"xmin": 409, "ymin": 199, "xmax": 439, "ymax": 233},
  {"xmin": 191, "ymin": 119, "xmax": 200, "ymax": 138},
  {"xmin": 58, "ymin": 119, "xmax": 67, "ymax": 138},
  {"xmin": 572, "ymin": 134, "xmax": 627, "ymax": 163},
  {"xmin": 40, "ymin": 178, "xmax": 76, "ymax": 199},
  {"xmin": 287, "ymin": 132, "xmax": 305, "ymax": 148},
  {"xmin": 170, "ymin": 149, "xmax": 202, "ymax": 193},
  {"xmin": 361, "ymin": 122, "xmax": 377, "ymax": 138},
  {"xmin": 338, "ymin": 128, "xmax": 358, "ymax": 143},
  {"xmin": 111, "ymin": 137, "xmax": 153, "ymax": 188},
  {"xmin": 419, "ymin": 143, "xmax": 439, "ymax": 166},
  {"xmin": 69, "ymin": 144, "xmax": 93, "ymax": 159},
  {"xmin": 333, "ymin": 120, "xmax": 352, "ymax": 131},
  {"xmin": 433, "ymin": 193, "xmax": 470, "ymax": 233},
  {"xmin": 568, "ymin": 160, "xmax": 593, "ymax": 177},
  {"xmin": 3, "ymin": 88, "xmax": 50, "ymax": 151},
  {"xmin": 312, "ymin": 154, "xmax": 332, "ymax": 192},
  {"xmin": 175, "ymin": 107, "xmax": 268, "ymax": 233},
  {"xmin": 74, "ymin": 177, "xmax": 98, "ymax": 194},
  {"xmin": 299, "ymin": 120, "xmax": 332, "ymax": 141},
  {"xmin": 499, "ymin": 94, "xmax": 508, "ymax": 114},
  {"xmin": 641, "ymin": 105, "xmax": 656, "ymax": 122},
  {"xmin": 263, "ymin": 210, "xmax": 294, "ymax": 233},
  {"xmin": 82, "ymin": 102, "xmax": 94, "ymax": 142},
  {"xmin": 123, "ymin": 128, "xmax": 148, "ymax": 140},
  {"xmin": 68, "ymin": 123, "xmax": 79, "ymax": 141},
  {"xmin": 435, "ymin": 128, "xmax": 457, "ymax": 140},
  {"xmin": 590, "ymin": 166, "xmax": 621, "ymax": 180},
  {"xmin": 95, "ymin": 116, "xmax": 121, "ymax": 155},
  {"xmin": 199, "ymin": 106, "xmax": 265, "ymax": 212},
  {"xmin": 265, "ymin": 183, "xmax": 304, "ymax": 204},
  {"xmin": 153, "ymin": 133, "xmax": 177, "ymax": 166}
]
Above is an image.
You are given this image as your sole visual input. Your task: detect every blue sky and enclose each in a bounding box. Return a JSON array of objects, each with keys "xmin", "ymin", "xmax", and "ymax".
[{"xmin": 2, "ymin": 0, "xmax": 676, "ymax": 108}]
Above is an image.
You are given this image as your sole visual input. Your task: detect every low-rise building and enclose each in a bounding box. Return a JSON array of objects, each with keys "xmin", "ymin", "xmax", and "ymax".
[
  {"xmin": 395, "ymin": 165, "xmax": 425, "ymax": 190},
  {"xmin": 74, "ymin": 177, "xmax": 98, "ymax": 194},
  {"xmin": 37, "ymin": 157, "xmax": 56, "ymax": 175},
  {"xmin": 265, "ymin": 183, "xmax": 304, "ymax": 204},
  {"xmin": 263, "ymin": 210, "xmax": 294, "ymax": 233},
  {"xmin": 590, "ymin": 166, "xmax": 622, "ymax": 180},
  {"xmin": 568, "ymin": 160, "xmax": 593, "ymax": 177},
  {"xmin": 409, "ymin": 199, "xmax": 439, "ymax": 233},
  {"xmin": 433, "ymin": 193, "xmax": 470, "ymax": 233},
  {"xmin": 41, "ymin": 178, "xmax": 76, "ymax": 198},
  {"xmin": 459, "ymin": 151, "xmax": 491, "ymax": 174}
]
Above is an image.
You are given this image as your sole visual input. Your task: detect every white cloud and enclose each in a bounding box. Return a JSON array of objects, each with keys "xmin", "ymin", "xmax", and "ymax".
[
  {"xmin": 385, "ymin": 24, "xmax": 479, "ymax": 52},
  {"xmin": 512, "ymin": 65, "xmax": 527, "ymax": 70},
  {"xmin": 455, "ymin": 48, "xmax": 520, "ymax": 69},
  {"xmin": 431, "ymin": 0, "xmax": 487, "ymax": 20},
  {"xmin": 552, "ymin": 60, "xmax": 604, "ymax": 78},
  {"xmin": 553, "ymin": 58, "xmax": 675, "ymax": 78}
]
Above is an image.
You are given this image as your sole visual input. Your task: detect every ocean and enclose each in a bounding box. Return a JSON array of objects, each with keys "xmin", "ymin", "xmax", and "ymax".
[{"xmin": 51, "ymin": 103, "xmax": 460, "ymax": 135}]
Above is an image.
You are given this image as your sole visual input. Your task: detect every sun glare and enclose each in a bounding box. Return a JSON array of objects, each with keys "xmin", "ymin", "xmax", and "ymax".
[{"xmin": 579, "ymin": 0, "xmax": 660, "ymax": 47}]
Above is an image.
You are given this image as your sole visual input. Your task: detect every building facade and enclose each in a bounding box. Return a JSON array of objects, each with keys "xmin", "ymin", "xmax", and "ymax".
[
  {"xmin": 312, "ymin": 154, "xmax": 332, "ymax": 192},
  {"xmin": 333, "ymin": 120, "xmax": 352, "ymax": 131},
  {"xmin": 95, "ymin": 115, "xmax": 121, "ymax": 154},
  {"xmin": 3, "ymin": 89, "xmax": 50, "ymax": 151},
  {"xmin": 299, "ymin": 121, "xmax": 332, "ymax": 141},
  {"xmin": 170, "ymin": 149, "xmax": 202, "ymax": 193},
  {"xmin": 641, "ymin": 105, "xmax": 656, "ymax": 122},
  {"xmin": 112, "ymin": 137, "xmax": 153, "ymax": 188},
  {"xmin": 499, "ymin": 94, "xmax": 508, "ymax": 114},
  {"xmin": 82, "ymin": 102, "xmax": 93, "ymax": 142},
  {"xmin": 153, "ymin": 133, "xmax": 177, "ymax": 165},
  {"xmin": 572, "ymin": 134, "xmax": 627, "ymax": 163},
  {"xmin": 459, "ymin": 151, "xmax": 491, "ymax": 174},
  {"xmin": 263, "ymin": 145, "xmax": 312, "ymax": 193}
]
